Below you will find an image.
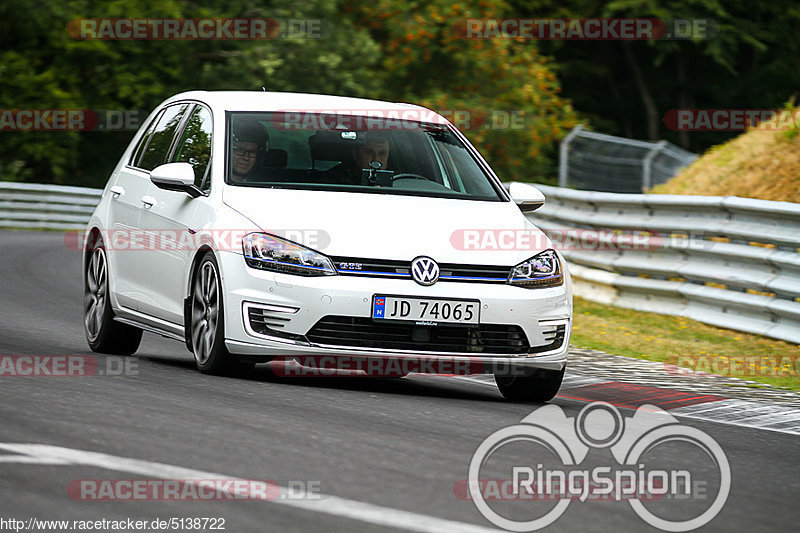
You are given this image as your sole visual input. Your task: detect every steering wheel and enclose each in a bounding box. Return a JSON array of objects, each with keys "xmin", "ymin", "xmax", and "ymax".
[{"xmin": 391, "ymin": 173, "xmax": 431, "ymax": 182}]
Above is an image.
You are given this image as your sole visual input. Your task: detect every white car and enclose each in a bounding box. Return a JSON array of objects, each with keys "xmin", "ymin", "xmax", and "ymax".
[{"xmin": 83, "ymin": 91, "xmax": 572, "ymax": 401}]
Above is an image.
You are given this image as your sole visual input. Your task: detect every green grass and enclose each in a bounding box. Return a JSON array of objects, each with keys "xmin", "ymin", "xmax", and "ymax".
[{"xmin": 571, "ymin": 297, "xmax": 800, "ymax": 391}]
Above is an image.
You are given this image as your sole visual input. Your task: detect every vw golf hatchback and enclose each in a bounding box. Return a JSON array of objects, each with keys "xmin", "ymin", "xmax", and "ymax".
[{"xmin": 83, "ymin": 91, "xmax": 572, "ymax": 401}]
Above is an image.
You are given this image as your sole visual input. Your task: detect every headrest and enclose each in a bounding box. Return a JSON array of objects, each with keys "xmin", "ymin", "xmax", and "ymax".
[
  {"xmin": 308, "ymin": 131, "xmax": 356, "ymax": 162},
  {"xmin": 232, "ymin": 119, "xmax": 269, "ymax": 145},
  {"xmin": 265, "ymin": 148, "xmax": 287, "ymax": 168}
]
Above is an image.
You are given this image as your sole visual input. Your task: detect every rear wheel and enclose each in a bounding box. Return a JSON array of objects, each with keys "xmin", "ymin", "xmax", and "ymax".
[
  {"xmin": 190, "ymin": 252, "xmax": 251, "ymax": 376},
  {"xmin": 495, "ymin": 367, "xmax": 565, "ymax": 403},
  {"xmin": 84, "ymin": 237, "xmax": 142, "ymax": 355}
]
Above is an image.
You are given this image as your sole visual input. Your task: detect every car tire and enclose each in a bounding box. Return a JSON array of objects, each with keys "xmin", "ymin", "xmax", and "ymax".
[
  {"xmin": 84, "ymin": 237, "xmax": 143, "ymax": 355},
  {"xmin": 190, "ymin": 251, "xmax": 250, "ymax": 376},
  {"xmin": 494, "ymin": 367, "xmax": 565, "ymax": 403}
]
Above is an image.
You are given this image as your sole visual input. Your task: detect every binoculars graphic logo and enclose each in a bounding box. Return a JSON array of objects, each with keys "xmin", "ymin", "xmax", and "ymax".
[{"xmin": 468, "ymin": 402, "xmax": 730, "ymax": 531}]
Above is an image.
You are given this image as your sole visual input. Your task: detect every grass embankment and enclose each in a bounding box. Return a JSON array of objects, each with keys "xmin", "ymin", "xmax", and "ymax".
[
  {"xmin": 571, "ymin": 297, "xmax": 800, "ymax": 391},
  {"xmin": 651, "ymin": 127, "xmax": 800, "ymax": 203},
  {"xmin": 586, "ymin": 124, "xmax": 800, "ymax": 389}
]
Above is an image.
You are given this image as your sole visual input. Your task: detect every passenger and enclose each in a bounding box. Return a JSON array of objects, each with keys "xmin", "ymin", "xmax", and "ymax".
[{"xmin": 230, "ymin": 120, "xmax": 269, "ymax": 183}]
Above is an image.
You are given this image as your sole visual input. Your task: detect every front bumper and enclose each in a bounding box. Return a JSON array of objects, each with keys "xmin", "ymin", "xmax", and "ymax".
[{"xmin": 218, "ymin": 250, "xmax": 572, "ymax": 373}]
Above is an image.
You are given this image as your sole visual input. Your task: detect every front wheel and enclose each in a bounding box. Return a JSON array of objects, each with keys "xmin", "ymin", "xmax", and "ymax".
[
  {"xmin": 190, "ymin": 252, "xmax": 250, "ymax": 376},
  {"xmin": 84, "ymin": 238, "xmax": 142, "ymax": 355},
  {"xmin": 495, "ymin": 367, "xmax": 565, "ymax": 403}
]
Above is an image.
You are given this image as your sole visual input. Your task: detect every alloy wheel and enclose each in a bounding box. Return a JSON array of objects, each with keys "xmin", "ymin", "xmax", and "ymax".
[
  {"xmin": 84, "ymin": 247, "xmax": 107, "ymax": 342},
  {"xmin": 191, "ymin": 261, "xmax": 219, "ymax": 364}
]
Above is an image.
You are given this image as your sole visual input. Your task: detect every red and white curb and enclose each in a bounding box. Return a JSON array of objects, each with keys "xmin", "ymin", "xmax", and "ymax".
[
  {"xmin": 669, "ymin": 399, "xmax": 800, "ymax": 436},
  {"xmin": 444, "ymin": 373, "xmax": 800, "ymax": 436}
]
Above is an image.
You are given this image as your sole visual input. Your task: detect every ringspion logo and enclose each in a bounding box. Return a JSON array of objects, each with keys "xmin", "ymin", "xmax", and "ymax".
[{"xmin": 464, "ymin": 402, "xmax": 730, "ymax": 531}]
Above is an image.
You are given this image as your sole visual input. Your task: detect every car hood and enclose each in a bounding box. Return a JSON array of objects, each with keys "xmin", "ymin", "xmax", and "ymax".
[{"xmin": 223, "ymin": 186, "xmax": 552, "ymax": 265}]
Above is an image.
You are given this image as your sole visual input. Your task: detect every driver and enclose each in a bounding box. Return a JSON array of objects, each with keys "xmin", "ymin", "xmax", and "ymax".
[
  {"xmin": 353, "ymin": 132, "xmax": 390, "ymax": 172},
  {"xmin": 327, "ymin": 131, "xmax": 391, "ymax": 185}
]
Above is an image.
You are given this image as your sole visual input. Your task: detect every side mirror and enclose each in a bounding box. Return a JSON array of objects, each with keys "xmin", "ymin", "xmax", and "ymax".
[
  {"xmin": 150, "ymin": 162, "xmax": 203, "ymax": 198},
  {"xmin": 507, "ymin": 182, "xmax": 545, "ymax": 213}
]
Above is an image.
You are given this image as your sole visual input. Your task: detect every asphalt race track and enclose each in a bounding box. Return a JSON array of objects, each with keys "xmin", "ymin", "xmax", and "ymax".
[{"xmin": 1, "ymin": 230, "xmax": 798, "ymax": 532}]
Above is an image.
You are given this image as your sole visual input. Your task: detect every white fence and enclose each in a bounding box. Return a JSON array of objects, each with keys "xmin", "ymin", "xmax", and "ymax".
[
  {"xmin": 1, "ymin": 180, "xmax": 799, "ymax": 343},
  {"xmin": 0, "ymin": 182, "xmax": 102, "ymax": 230},
  {"xmin": 559, "ymin": 125, "xmax": 698, "ymax": 193},
  {"xmin": 528, "ymin": 184, "xmax": 800, "ymax": 344}
]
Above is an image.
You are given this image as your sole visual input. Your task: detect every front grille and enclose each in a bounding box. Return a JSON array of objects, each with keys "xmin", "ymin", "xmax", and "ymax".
[
  {"xmin": 331, "ymin": 257, "xmax": 410, "ymax": 279},
  {"xmin": 306, "ymin": 316, "xmax": 530, "ymax": 354},
  {"xmin": 439, "ymin": 263, "xmax": 514, "ymax": 283},
  {"xmin": 331, "ymin": 256, "xmax": 511, "ymax": 283}
]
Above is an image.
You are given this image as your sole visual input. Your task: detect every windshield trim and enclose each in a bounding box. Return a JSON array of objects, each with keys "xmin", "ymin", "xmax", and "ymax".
[{"xmin": 225, "ymin": 180, "xmax": 504, "ymax": 202}]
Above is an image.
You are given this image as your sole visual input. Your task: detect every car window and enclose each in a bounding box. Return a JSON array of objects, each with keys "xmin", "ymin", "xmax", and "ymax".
[
  {"xmin": 226, "ymin": 111, "xmax": 503, "ymax": 201},
  {"xmin": 171, "ymin": 105, "xmax": 213, "ymax": 190},
  {"xmin": 136, "ymin": 104, "xmax": 189, "ymax": 171},
  {"xmin": 130, "ymin": 109, "xmax": 164, "ymax": 167}
]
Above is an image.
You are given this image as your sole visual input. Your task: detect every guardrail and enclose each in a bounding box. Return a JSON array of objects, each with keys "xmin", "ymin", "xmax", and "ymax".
[
  {"xmin": 528, "ymin": 184, "xmax": 800, "ymax": 344},
  {"xmin": 0, "ymin": 182, "xmax": 102, "ymax": 230},
  {"xmin": 2, "ymin": 180, "xmax": 799, "ymax": 343}
]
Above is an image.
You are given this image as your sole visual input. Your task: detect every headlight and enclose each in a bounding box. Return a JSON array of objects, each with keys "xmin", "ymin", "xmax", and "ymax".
[
  {"xmin": 242, "ymin": 233, "xmax": 336, "ymax": 276},
  {"xmin": 507, "ymin": 249, "xmax": 563, "ymax": 288}
]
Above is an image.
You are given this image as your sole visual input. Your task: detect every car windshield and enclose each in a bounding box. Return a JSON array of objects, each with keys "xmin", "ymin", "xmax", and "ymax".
[{"xmin": 226, "ymin": 111, "xmax": 504, "ymax": 201}]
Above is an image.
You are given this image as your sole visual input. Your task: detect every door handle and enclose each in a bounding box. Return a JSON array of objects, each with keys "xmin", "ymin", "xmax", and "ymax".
[
  {"xmin": 140, "ymin": 195, "xmax": 156, "ymax": 208},
  {"xmin": 109, "ymin": 185, "xmax": 125, "ymax": 198}
]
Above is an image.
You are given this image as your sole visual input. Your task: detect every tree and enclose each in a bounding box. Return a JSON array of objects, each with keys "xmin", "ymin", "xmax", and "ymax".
[
  {"xmin": 343, "ymin": 0, "xmax": 579, "ymax": 181},
  {"xmin": 0, "ymin": 0, "xmax": 382, "ymax": 186},
  {"xmin": 513, "ymin": 0, "xmax": 800, "ymax": 152}
]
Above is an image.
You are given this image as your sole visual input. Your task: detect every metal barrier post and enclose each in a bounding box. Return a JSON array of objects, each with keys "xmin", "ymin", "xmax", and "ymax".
[
  {"xmin": 642, "ymin": 140, "xmax": 667, "ymax": 191},
  {"xmin": 558, "ymin": 125, "xmax": 583, "ymax": 188}
]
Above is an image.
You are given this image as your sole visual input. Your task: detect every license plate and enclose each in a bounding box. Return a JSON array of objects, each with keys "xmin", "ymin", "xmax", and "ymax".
[{"xmin": 372, "ymin": 295, "xmax": 480, "ymax": 325}]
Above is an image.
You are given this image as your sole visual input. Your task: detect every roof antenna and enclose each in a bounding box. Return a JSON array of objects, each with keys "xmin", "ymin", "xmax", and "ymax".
[{"xmin": 261, "ymin": 86, "xmax": 267, "ymax": 92}]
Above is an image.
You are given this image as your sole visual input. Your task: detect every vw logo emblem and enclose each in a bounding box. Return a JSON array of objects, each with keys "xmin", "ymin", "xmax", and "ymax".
[{"xmin": 411, "ymin": 256, "xmax": 440, "ymax": 286}]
